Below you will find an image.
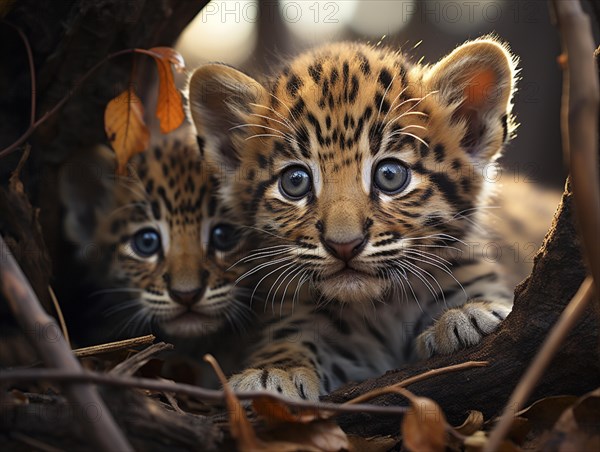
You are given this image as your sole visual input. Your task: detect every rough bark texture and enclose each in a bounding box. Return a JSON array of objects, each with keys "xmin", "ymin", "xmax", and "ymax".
[
  {"xmin": 0, "ymin": 388, "xmax": 222, "ymax": 451},
  {"xmin": 325, "ymin": 182, "xmax": 600, "ymax": 435}
]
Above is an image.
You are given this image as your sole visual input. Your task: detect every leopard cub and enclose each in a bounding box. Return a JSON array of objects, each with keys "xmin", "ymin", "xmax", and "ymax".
[{"xmin": 189, "ymin": 37, "xmax": 518, "ymax": 399}]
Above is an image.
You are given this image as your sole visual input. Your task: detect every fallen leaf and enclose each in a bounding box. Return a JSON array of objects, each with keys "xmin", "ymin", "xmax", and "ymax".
[
  {"xmin": 203, "ymin": 355, "xmax": 261, "ymax": 450},
  {"xmin": 541, "ymin": 388, "xmax": 600, "ymax": 451},
  {"xmin": 252, "ymin": 395, "xmax": 331, "ymax": 424},
  {"xmin": 264, "ymin": 420, "xmax": 349, "ymax": 452},
  {"xmin": 499, "ymin": 394, "xmax": 579, "ymax": 445},
  {"xmin": 204, "ymin": 355, "xmax": 342, "ymax": 452},
  {"xmin": 347, "ymin": 435, "xmax": 398, "ymax": 452},
  {"xmin": 463, "ymin": 431, "xmax": 521, "ymax": 452},
  {"xmin": 454, "ymin": 410, "xmax": 484, "ymax": 436},
  {"xmin": 401, "ymin": 396, "xmax": 447, "ymax": 452},
  {"xmin": 148, "ymin": 47, "xmax": 186, "ymax": 133},
  {"xmin": 104, "ymin": 88, "xmax": 149, "ymax": 175}
]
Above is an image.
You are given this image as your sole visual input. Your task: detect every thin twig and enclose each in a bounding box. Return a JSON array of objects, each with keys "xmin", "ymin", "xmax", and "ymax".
[
  {"xmin": 0, "ymin": 235, "xmax": 133, "ymax": 452},
  {"xmin": 110, "ymin": 342, "xmax": 173, "ymax": 376},
  {"xmin": 485, "ymin": 1, "xmax": 600, "ymax": 449},
  {"xmin": 48, "ymin": 286, "xmax": 69, "ymax": 348},
  {"xmin": 484, "ymin": 276, "xmax": 594, "ymax": 451},
  {"xmin": 0, "ymin": 368, "xmax": 409, "ymax": 417},
  {"xmin": 344, "ymin": 361, "xmax": 488, "ymax": 406},
  {"xmin": 0, "ymin": 48, "xmax": 168, "ymax": 159},
  {"xmin": 72, "ymin": 334, "xmax": 156, "ymax": 358},
  {"xmin": 557, "ymin": 0, "xmax": 600, "ymax": 302}
]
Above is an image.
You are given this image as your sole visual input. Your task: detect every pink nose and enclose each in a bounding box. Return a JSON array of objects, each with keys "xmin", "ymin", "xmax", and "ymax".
[
  {"xmin": 169, "ymin": 288, "xmax": 205, "ymax": 307},
  {"xmin": 323, "ymin": 237, "xmax": 366, "ymax": 262}
]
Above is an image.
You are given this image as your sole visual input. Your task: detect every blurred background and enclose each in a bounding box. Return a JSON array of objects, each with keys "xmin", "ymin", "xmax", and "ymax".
[
  {"xmin": 175, "ymin": 0, "xmax": 598, "ymax": 189},
  {"xmin": 172, "ymin": 0, "xmax": 600, "ymax": 283}
]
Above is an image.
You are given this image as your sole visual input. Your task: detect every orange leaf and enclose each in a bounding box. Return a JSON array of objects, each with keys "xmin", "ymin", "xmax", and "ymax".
[
  {"xmin": 401, "ymin": 396, "xmax": 447, "ymax": 452},
  {"xmin": 149, "ymin": 47, "xmax": 186, "ymax": 134},
  {"xmin": 148, "ymin": 47, "xmax": 186, "ymax": 72},
  {"xmin": 253, "ymin": 396, "xmax": 330, "ymax": 425},
  {"xmin": 104, "ymin": 88, "xmax": 149, "ymax": 175},
  {"xmin": 203, "ymin": 355, "xmax": 262, "ymax": 450}
]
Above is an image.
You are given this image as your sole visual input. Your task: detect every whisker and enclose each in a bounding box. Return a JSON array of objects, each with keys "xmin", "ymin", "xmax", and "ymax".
[
  {"xmin": 235, "ymin": 256, "xmax": 295, "ymax": 284},
  {"xmin": 388, "ymin": 131, "xmax": 429, "ymax": 148},
  {"xmin": 228, "ymin": 246, "xmax": 295, "ymax": 269},
  {"xmin": 231, "ymin": 122, "xmax": 288, "ymax": 139},
  {"xmin": 249, "ymin": 102, "xmax": 298, "ymax": 134},
  {"xmin": 245, "ymin": 133, "xmax": 286, "ymax": 141},
  {"xmin": 252, "ymin": 261, "xmax": 295, "ymax": 311},
  {"xmin": 376, "ymin": 73, "xmax": 398, "ymax": 123},
  {"xmin": 396, "ymin": 260, "xmax": 440, "ymax": 304},
  {"xmin": 269, "ymin": 93, "xmax": 296, "ymax": 122},
  {"xmin": 249, "ymin": 113, "xmax": 296, "ymax": 135},
  {"xmin": 380, "ymin": 85, "xmax": 410, "ymax": 126},
  {"xmin": 239, "ymin": 225, "xmax": 298, "ymax": 243}
]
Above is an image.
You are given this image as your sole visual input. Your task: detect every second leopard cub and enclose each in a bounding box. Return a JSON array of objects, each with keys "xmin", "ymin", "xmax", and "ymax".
[{"xmin": 189, "ymin": 37, "xmax": 517, "ymax": 399}]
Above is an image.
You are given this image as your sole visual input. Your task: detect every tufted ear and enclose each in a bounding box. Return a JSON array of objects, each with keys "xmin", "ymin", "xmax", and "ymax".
[
  {"xmin": 428, "ymin": 38, "xmax": 517, "ymax": 160},
  {"xmin": 188, "ymin": 64, "xmax": 268, "ymax": 169},
  {"xmin": 59, "ymin": 145, "xmax": 117, "ymax": 246}
]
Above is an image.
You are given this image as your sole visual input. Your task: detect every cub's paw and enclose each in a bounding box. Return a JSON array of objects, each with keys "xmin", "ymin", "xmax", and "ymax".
[
  {"xmin": 228, "ymin": 366, "xmax": 320, "ymax": 401},
  {"xmin": 416, "ymin": 301, "xmax": 511, "ymax": 358}
]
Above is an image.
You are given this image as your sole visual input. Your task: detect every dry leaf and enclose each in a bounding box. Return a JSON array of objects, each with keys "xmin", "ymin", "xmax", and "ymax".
[
  {"xmin": 401, "ymin": 396, "xmax": 447, "ymax": 452},
  {"xmin": 204, "ymin": 356, "xmax": 319, "ymax": 451},
  {"xmin": 454, "ymin": 411, "xmax": 484, "ymax": 437},
  {"xmin": 347, "ymin": 435, "xmax": 398, "ymax": 452},
  {"xmin": 148, "ymin": 47, "xmax": 185, "ymax": 72},
  {"xmin": 252, "ymin": 395, "xmax": 331, "ymax": 424},
  {"xmin": 264, "ymin": 420, "xmax": 349, "ymax": 452},
  {"xmin": 148, "ymin": 47, "xmax": 186, "ymax": 133},
  {"xmin": 502, "ymin": 394, "xmax": 579, "ymax": 444},
  {"xmin": 104, "ymin": 88, "xmax": 149, "ymax": 175},
  {"xmin": 203, "ymin": 355, "xmax": 261, "ymax": 450},
  {"xmin": 463, "ymin": 432, "xmax": 521, "ymax": 452},
  {"xmin": 541, "ymin": 388, "xmax": 600, "ymax": 451}
]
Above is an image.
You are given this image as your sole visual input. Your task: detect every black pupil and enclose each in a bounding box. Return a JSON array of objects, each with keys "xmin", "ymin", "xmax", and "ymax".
[
  {"xmin": 134, "ymin": 230, "xmax": 160, "ymax": 256},
  {"xmin": 289, "ymin": 171, "xmax": 306, "ymax": 187},
  {"xmin": 382, "ymin": 165, "xmax": 397, "ymax": 181},
  {"xmin": 213, "ymin": 225, "xmax": 236, "ymax": 251}
]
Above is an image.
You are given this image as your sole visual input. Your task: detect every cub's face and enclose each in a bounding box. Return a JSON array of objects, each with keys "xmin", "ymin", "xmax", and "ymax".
[
  {"xmin": 190, "ymin": 40, "xmax": 516, "ymax": 305},
  {"xmin": 61, "ymin": 140, "xmax": 248, "ymax": 338}
]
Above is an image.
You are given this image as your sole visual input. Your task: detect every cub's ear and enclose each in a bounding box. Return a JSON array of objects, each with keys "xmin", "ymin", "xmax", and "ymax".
[
  {"xmin": 188, "ymin": 64, "xmax": 268, "ymax": 169},
  {"xmin": 59, "ymin": 145, "xmax": 117, "ymax": 246},
  {"xmin": 428, "ymin": 38, "xmax": 517, "ymax": 160}
]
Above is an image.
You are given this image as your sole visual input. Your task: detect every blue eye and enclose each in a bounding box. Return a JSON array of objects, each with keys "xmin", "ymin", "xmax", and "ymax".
[
  {"xmin": 373, "ymin": 159, "xmax": 410, "ymax": 194},
  {"xmin": 211, "ymin": 224, "xmax": 239, "ymax": 252},
  {"xmin": 132, "ymin": 228, "xmax": 161, "ymax": 257},
  {"xmin": 279, "ymin": 166, "xmax": 312, "ymax": 199}
]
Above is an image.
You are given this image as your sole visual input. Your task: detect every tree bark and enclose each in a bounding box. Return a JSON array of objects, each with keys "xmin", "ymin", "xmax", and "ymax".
[
  {"xmin": 0, "ymin": 389, "xmax": 222, "ymax": 451},
  {"xmin": 325, "ymin": 181, "xmax": 600, "ymax": 435}
]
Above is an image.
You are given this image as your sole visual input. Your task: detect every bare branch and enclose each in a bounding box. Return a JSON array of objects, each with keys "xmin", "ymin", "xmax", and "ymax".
[
  {"xmin": 72, "ymin": 334, "xmax": 156, "ymax": 358},
  {"xmin": 0, "ymin": 368, "xmax": 409, "ymax": 418},
  {"xmin": 484, "ymin": 276, "xmax": 595, "ymax": 451},
  {"xmin": 0, "ymin": 235, "xmax": 133, "ymax": 452}
]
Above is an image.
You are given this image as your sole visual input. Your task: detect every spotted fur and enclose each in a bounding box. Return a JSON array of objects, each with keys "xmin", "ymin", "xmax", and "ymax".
[
  {"xmin": 60, "ymin": 134, "xmax": 251, "ymax": 344},
  {"xmin": 189, "ymin": 38, "xmax": 518, "ymax": 399}
]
